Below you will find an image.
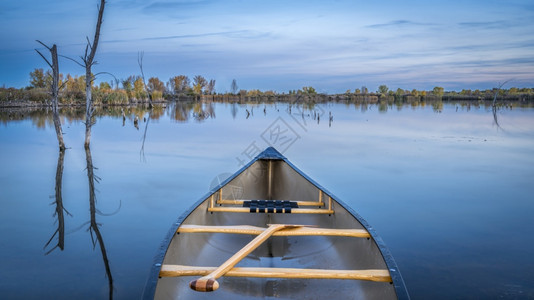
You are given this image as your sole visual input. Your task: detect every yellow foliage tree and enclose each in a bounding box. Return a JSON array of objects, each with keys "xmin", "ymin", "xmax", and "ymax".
[{"xmin": 134, "ymin": 77, "xmax": 147, "ymax": 99}]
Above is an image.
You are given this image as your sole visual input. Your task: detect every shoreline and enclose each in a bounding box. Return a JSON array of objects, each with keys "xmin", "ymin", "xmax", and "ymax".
[{"xmin": 1, "ymin": 93, "xmax": 533, "ymax": 110}]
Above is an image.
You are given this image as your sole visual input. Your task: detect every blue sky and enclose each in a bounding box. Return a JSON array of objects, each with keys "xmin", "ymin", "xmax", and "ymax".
[{"xmin": 1, "ymin": 0, "xmax": 533, "ymax": 93}]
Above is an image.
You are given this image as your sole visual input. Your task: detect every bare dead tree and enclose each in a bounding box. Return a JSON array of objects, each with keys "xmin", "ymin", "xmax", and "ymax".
[
  {"xmin": 83, "ymin": 0, "xmax": 106, "ymax": 148},
  {"xmin": 35, "ymin": 41, "xmax": 66, "ymax": 150},
  {"xmin": 137, "ymin": 51, "xmax": 153, "ymax": 109},
  {"xmin": 137, "ymin": 51, "xmax": 154, "ymax": 161},
  {"xmin": 207, "ymin": 79, "xmax": 216, "ymax": 95}
]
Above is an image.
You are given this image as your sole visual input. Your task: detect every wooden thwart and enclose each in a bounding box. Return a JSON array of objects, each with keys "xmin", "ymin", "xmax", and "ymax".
[
  {"xmin": 208, "ymin": 207, "xmax": 334, "ymax": 214},
  {"xmin": 161, "ymin": 265, "xmax": 392, "ymax": 282},
  {"xmin": 178, "ymin": 224, "xmax": 370, "ymax": 238}
]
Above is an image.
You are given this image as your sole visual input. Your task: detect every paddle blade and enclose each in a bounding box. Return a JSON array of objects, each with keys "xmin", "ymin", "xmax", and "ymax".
[{"xmin": 189, "ymin": 278, "xmax": 220, "ymax": 292}]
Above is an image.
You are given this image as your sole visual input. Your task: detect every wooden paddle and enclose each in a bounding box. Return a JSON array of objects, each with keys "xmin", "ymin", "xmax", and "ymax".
[{"xmin": 189, "ymin": 224, "xmax": 305, "ymax": 292}]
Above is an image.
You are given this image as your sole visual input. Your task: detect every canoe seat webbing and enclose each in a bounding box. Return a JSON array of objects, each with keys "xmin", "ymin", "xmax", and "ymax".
[{"xmin": 243, "ymin": 200, "xmax": 298, "ymax": 213}]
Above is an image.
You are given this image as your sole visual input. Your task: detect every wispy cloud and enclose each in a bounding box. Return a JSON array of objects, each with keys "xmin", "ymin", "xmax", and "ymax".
[
  {"xmin": 458, "ymin": 20, "xmax": 511, "ymax": 29},
  {"xmin": 144, "ymin": 0, "xmax": 212, "ymax": 10},
  {"xmin": 366, "ymin": 19, "xmax": 435, "ymax": 29},
  {"xmin": 100, "ymin": 30, "xmax": 270, "ymax": 45}
]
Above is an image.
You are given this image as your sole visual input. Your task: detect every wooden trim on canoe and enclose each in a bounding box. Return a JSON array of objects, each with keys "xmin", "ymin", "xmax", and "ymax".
[
  {"xmin": 160, "ymin": 265, "xmax": 392, "ymax": 282},
  {"xmin": 208, "ymin": 207, "xmax": 335, "ymax": 214},
  {"xmin": 178, "ymin": 225, "xmax": 370, "ymax": 238},
  {"xmin": 216, "ymin": 199, "xmax": 325, "ymax": 207}
]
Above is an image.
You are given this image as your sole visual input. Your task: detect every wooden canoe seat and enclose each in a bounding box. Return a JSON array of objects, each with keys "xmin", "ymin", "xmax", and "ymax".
[
  {"xmin": 178, "ymin": 224, "xmax": 371, "ymax": 238},
  {"xmin": 208, "ymin": 207, "xmax": 334, "ymax": 214},
  {"xmin": 160, "ymin": 265, "xmax": 392, "ymax": 282},
  {"xmin": 217, "ymin": 199, "xmax": 325, "ymax": 207},
  {"xmin": 209, "ymin": 190, "xmax": 334, "ymax": 214}
]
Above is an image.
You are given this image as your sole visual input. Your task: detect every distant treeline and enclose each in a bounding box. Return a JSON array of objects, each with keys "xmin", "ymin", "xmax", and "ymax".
[{"xmin": 1, "ymin": 68, "xmax": 533, "ymax": 105}]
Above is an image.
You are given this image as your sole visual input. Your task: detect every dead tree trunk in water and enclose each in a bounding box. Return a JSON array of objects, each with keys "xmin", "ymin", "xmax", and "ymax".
[
  {"xmin": 83, "ymin": 0, "xmax": 106, "ymax": 148},
  {"xmin": 36, "ymin": 42, "xmax": 65, "ymax": 150}
]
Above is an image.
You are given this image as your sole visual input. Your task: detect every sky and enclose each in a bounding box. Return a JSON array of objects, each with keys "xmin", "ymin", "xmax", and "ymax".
[{"xmin": 1, "ymin": 0, "xmax": 533, "ymax": 93}]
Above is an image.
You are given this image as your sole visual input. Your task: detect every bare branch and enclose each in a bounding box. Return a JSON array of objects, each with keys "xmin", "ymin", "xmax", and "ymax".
[
  {"xmin": 59, "ymin": 80, "xmax": 68, "ymax": 91},
  {"xmin": 86, "ymin": 36, "xmax": 93, "ymax": 52},
  {"xmin": 137, "ymin": 51, "xmax": 145, "ymax": 82},
  {"xmin": 84, "ymin": 43, "xmax": 89, "ymax": 61},
  {"xmin": 94, "ymin": 71, "xmax": 117, "ymax": 82},
  {"xmin": 35, "ymin": 49, "xmax": 53, "ymax": 68},
  {"xmin": 36, "ymin": 40, "xmax": 52, "ymax": 51},
  {"xmin": 137, "ymin": 51, "xmax": 153, "ymax": 107},
  {"xmin": 59, "ymin": 54, "xmax": 85, "ymax": 68}
]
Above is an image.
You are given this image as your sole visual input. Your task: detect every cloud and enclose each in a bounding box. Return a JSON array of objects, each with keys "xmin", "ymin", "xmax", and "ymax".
[
  {"xmin": 458, "ymin": 20, "xmax": 510, "ymax": 29},
  {"xmin": 143, "ymin": 0, "xmax": 213, "ymax": 14},
  {"xmin": 100, "ymin": 30, "xmax": 271, "ymax": 46},
  {"xmin": 366, "ymin": 19, "xmax": 435, "ymax": 29}
]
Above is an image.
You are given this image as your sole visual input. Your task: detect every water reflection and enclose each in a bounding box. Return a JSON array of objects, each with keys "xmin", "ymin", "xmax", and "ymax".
[
  {"xmin": 171, "ymin": 101, "xmax": 192, "ymax": 122},
  {"xmin": 1, "ymin": 99, "xmax": 530, "ymax": 130},
  {"xmin": 141, "ymin": 110, "xmax": 151, "ymax": 162},
  {"xmin": 85, "ymin": 146, "xmax": 114, "ymax": 300},
  {"xmin": 44, "ymin": 149, "xmax": 70, "ymax": 255},
  {"xmin": 231, "ymin": 102, "xmax": 238, "ymax": 119},
  {"xmin": 44, "ymin": 144, "xmax": 116, "ymax": 299}
]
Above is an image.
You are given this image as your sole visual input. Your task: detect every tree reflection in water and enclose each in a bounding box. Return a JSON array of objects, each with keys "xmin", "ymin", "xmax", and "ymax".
[
  {"xmin": 43, "ymin": 146, "xmax": 117, "ymax": 299},
  {"xmin": 44, "ymin": 149, "xmax": 70, "ymax": 255},
  {"xmin": 85, "ymin": 145, "xmax": 115, "ymax": 300}
]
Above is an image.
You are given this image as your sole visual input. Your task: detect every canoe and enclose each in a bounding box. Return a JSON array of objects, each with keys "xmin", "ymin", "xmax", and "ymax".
[{"xmin": 144, "ymin": 147, "xmax": 409, "ymax": 299}]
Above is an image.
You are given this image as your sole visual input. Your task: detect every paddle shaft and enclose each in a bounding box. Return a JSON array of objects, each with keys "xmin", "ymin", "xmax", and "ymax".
[{"xmin": 189, "ymin": 224, "xmax": 301, "ymax": 292}]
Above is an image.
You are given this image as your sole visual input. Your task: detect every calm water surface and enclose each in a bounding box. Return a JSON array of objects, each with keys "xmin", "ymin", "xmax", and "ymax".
[{"xmin": 1, "ymin": 101, "xmax": 533, "ymax": 299}]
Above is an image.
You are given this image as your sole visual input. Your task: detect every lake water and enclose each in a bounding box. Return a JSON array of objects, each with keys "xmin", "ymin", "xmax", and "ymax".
[{"xmin": 1, "ymin": 100, "xmax": 533, "ymax": 299}]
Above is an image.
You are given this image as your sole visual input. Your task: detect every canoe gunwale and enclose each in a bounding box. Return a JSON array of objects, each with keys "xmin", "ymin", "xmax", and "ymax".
[{"xmin": 142, "ymin": 147, "xmax": 410, "ymax": 300}]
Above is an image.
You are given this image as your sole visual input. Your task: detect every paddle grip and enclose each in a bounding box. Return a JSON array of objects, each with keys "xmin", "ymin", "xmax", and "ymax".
[{"xmin": 189, "ymin": 278, "xmax": 220, "ymax": 292}]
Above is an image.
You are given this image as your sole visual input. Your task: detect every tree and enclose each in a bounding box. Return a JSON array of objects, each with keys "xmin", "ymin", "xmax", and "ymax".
[
  {"xmin": 432, "ymin": 86, "xmax": 444, "ymax": 97},
  {"xmin": 168, "ymin": 75, "xmax": 190, "ymax": 95},
  {"xmin": 302, "ymin": 86, "xmax": 317, "ymax": 95},
  {"xmin": 99, "ymin": 81, "xmax": 111, "ymax": 90},
  {"xmin": 230, "ymin": 79, "xmax": 238, "ymax": 95},
  {"xmin": 193, "ymin": 75, "xmax": 207, "ymax": 95},
  {"xmin": 378, "ymin": 85, "xmax": 389, "ymax": 94},
  {"xmin": 134, "ymin": 77, "xmax": 147, "ymax": 99},
  {"xmin": 122, "ymin": 76, "xmax": 136, "ymax": 91},
  {"xmin": 206, "ymin": 79, "xmax": 216, "ymax": 95},
  {"xmin": 35, "ymin": 42, "xmax": 65, "ymax": 150},
  {"xmin": 64, "ymin": 74, "xmax": 85, "ymax": 98},
  {"xmin": 29, "ymin": 68, "xmax": 47, "ymax": 89},
  {"xmin": 147, "ymin": 77, "xmax": 164, "ymax": 100},
  {"xmin": 147, "ymin": 77, "xmax": 165, "ymax": 93},
  {"xmin": 82, "ymin": 0, "xmax": 106, "ymax": 148}
]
